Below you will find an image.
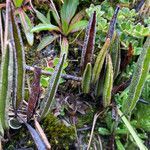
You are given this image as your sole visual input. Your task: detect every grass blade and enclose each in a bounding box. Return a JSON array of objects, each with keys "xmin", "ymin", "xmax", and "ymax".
[
  {"xmin": 40, "ymin": 54, "xmax": 65, "ymax": 119},
  {"xmin": 117, "ymin": 108, "xmax": 148, "ymax": 150}
]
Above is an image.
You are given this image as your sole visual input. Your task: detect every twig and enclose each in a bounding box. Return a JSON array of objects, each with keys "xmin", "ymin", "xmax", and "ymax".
[
  {"xmin": 34, "ymin": 118, "xmax": 51, "ymax": 150},
  {"xmin": 25, "ymin": 65, "xmax": 82, "ymax": 82},
  {"xmin": 87, "ymin": 110, "xmax": 105, "ymax": 150}
]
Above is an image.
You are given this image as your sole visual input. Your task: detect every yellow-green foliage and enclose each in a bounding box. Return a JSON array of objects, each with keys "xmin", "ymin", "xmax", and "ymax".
[
  {"xmin": 92, "ymin": 38, "xmax": 110, "ymax": 84},
  {"xmin": 82, "ymin": 63, "xmax": 92, "ymax": 93},
  {"xmin": 77, "ymin": 109, "xmax": 94, "ymax": 128},
  {"xmin": 42, "ymin": 113, "xmax": 75, "ymax": 149},
  {"xmin": 103, "ymin": 54, "xmax": 113, "ymax": 107},
  {"xmin": 122, "ymin": 45, "xmax": 150, "ymax": 114}
]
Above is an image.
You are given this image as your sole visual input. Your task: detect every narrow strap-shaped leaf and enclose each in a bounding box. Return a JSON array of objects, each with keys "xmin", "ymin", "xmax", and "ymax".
[
  {"xmin": 27, "ymin": 67, "xmax": 41, "ymax": 121},
  {"xmin": 70, "ymin": 10, "xmax": 85, "ymax": 25},
  {"xmin": 118, "ymin": 108, "xmax": 148, "ymax": 150},
  {"xmin": 81, "ymin": 63, "xmax": 92, "ymax": 93},
  {"xmin": 94, "ymin": 69, "xmax": 105, "ymax": 97},
  {"xmin": 31, "ymin": 23, "xmax": 60, "ymax": 33},
  {"xmin": 115, "ymin": 139, "xmax": 125, "ymax": 150},
  {"xmin": 80, "ymin": 11, "xmax": 96, "ymax": 72},
  {"xmin": 110, "ymin": 33, "xmax": 121, "ymax": 79},
  {"xmin": 11, "ymin": 6, "xmax": 25, "ymax": 110},
  {"xmin": 0, "ymin": 0, "xmax": 12, "ymax": 136},
  {"xmin": 103, "ymin": 54, "xmax": 113, "ymax": 107},
  {"xmin": 0, "ymin": 43, "xmax": 13, "ymax": 136},
  {"xmin": 50, "ymin": 0, "xmax": 61, "ymax": 26},
  {"xmin": 92, "ymin": 38, "xmax": 110, "ymax": 84},
  {"xmin": 30, "ymin": 0, "xmax": 50, "ymax": 24},
  {"xmin": 122, "ymin": 44, "xmax": 150, "ymax": 114},
  {"xmin": 37, "ymin": 35, "xmax": 58, "ymax": 51},
  {"xmin": 40, "ymin": 54, "xmax": 65, "ymax": 119},
  {"xmin": 19, "ymin": 10, "xmax": 34, "ymax": 46},
  {"xmin": 68, "ymin": 20, "xmax": 87, "ymax": 34},
  {"xmin": 107, "ymin": 6, "xmax": 120, "ymax": 40}
]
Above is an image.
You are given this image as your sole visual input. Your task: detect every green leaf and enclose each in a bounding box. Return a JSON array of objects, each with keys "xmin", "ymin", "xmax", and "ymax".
[
  {"xmin": 81, "ymin": 63, "xmax": 92, "ymax": 93},
  {"xmin": 34, "ymin": 10, "xmax": 50, "ymax": 24},
  {"xmin": 67, "ymin": 20, "xmax": 88, "ymax": 34},
  {"xmin": 92, "ymin": 38, "xmax": 110, "ymax": 84},
  {"xmin": 13, "ymin": 0, "xmax": 24, "ymax": 8},
  {"xmin": 50, "ymin": 0, "xmax": 61, "ymax": 26},
  {"xmin": 70, "ymin": 10, "xmax": 85, "ymax": 25},
  {"xmin": 103, "ymin": 54, "xmax": 113, "ymax": 107},
  {"xmin": 40, "ymin": 77, "xmax": 49, "ymax": 87},
  {"xmin": 11, "ymin": 7, "xmax": 25, "ymax": 110},
  {"xmin": 60, "ymin": 0, "xmax": 79, "ymax": 24},
  {"xmin": 98, "ymin": 127, "xmax": 110, "ymax": 135},
  {"xmin": 118, "ymin": 108, "xmax": 148, "ymax": 150},
  {"xmin": 0, "ymin": 44, "xmax": 13, "ymax": 136},
  {"xmin": 31, "ymin": 24, "xmax": 60, "ymax": 33},
  {"xmin": 37, "ymin": 35, "xmax": 58, "ymax": 51},
  {"xmin": 110, "ymin": 33, "xmax": 120, "ymax": 79},
  {"xmin": 122, "ymin": 40, "xmax": 150, "ymax": 114},
  {"xmin": 19, "ymin": 10, "xmax": 34, "ymax": 46},
  {"xmin": 115, "ymin": 139, "xmax": 125, "ymax": 150},
  {"xmin": 40, "ymin": 54, "xmax": 65, "ymax": 119},
  {"xmin": 53, "ymin": 58, "xmax": 68, "ymax": 69},
  {"xmin": 60, "ymin": 0, "xmax": 79, "ymax": 34}
]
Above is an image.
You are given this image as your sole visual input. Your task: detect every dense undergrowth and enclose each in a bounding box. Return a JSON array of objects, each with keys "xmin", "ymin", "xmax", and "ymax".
[{"xmin": 0, "ymin": 0, "xmax": 150, "ymax": 149}]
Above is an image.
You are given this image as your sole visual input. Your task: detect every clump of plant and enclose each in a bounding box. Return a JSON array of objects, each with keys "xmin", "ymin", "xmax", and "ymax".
[
  {"xmin": 80, "ymin": 3, "xmax": 149, "ymax": 149},
  {"xmin": 42, "ymin": 113, "xmax": 76, "ymax": 149},
  {"xmin": 30, "ymin": 0, "xmax": 87, "ymax": 57},
  {"xmin": 86, "ymin": 0, "xmax": 150, "ymax": 55}
]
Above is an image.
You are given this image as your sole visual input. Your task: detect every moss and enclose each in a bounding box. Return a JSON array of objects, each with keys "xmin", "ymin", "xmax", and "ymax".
[
  {"xmin": 77, "ymin": 109, "xmax": 94, "ymax": 128},
  {"xmin": 4, "ymin": 127, "xmax": 35, "ymax": 149},
  {"xmin": 42, "ymin": 113, "xmax": 76, "ymax": 149}
]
